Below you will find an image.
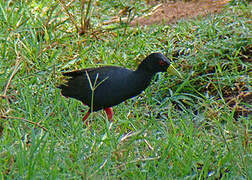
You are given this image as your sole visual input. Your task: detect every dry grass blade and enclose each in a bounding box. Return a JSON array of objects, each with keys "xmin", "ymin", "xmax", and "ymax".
[
  {"xmin": 38, "ymin": 42, "xmax": 58, "ymax": 58},
  {"xmin": 120, "ymin": 131, "xmax": 154, "ymax": 150},
  {"xmin": 115, "ymin": 156, "xmax": 161, "ymax": 169},
  {"xmin": 88, "ymin": 159, "xmax": 108, "ymax": 178},
  {"xmin": 102, "ymin": 4, "xmax": 162, "ymax": 26},
  {"xmin": 1, "ymin": 115, "xmax": 48, "ymax": 131},
  {"xmin": 58, "ymin": 0, "xmax": 79, "ymax": 32},
  {"xmin": 144, "ymin": 133, "xmax": 154, "ymax": 151},
  {"xmin": 80, "ymin": 0, "xmax": 95, "ymax": 35},
  {"xmin": 119, "ymin": 130, "xmax": 142, "ymax": 144},
  {"xmin": 3, "ymin": 54, "xmax": 21, "ymax": 97},
  {"xmin": 1, "ymin": 52, "xmax": 22, "ymax": 114},
  {"xmin": 140, "ymin": 3, "xmax": 162, "ymax": 18}
]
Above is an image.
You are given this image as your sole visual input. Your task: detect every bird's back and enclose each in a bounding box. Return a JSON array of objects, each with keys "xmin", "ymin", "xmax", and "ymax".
[{"xmin": 59, "ymin": 66, "xmax": 152, "ymax": 111}]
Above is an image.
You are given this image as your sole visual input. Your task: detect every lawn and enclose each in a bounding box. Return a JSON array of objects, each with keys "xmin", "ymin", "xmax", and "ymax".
[{"xmin": 0, "ymin": 0, "xmax": 251, "ymax": 179}]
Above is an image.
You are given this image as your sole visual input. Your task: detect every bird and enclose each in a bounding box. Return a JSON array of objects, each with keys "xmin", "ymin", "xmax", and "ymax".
[{"xmin": 58, "ymin": 53, "xmax": 181, "ymax": 124}]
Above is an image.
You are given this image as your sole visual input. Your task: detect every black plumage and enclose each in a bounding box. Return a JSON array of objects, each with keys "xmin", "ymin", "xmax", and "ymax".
[{"xmin": 58, "ymin": 53, "xmax": 171, "ymax": 122}]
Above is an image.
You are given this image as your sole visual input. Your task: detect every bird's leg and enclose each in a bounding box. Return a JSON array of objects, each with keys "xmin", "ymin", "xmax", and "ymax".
[
  {"xmin": 81, "ymin": 102, "xmax": 90, "ymax": 126},
  {"xmin": 104, "ymin": 107, "xmax": 113, "ymax": 121},
  {"xmin": 83, "ymin": 111, "xmax": 90, "ymax": 126}
]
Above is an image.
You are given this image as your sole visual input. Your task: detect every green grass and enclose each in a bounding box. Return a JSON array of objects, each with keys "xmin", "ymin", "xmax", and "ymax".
[{"xmin": 0, "ymin": 0, "xmax": 251, "ymax": 179}]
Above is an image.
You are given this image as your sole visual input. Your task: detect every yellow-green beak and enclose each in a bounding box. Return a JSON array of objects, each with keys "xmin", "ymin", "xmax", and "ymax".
[{"xmin": 167, "ymin": 64, "xmax": 182, "ymax": 78}]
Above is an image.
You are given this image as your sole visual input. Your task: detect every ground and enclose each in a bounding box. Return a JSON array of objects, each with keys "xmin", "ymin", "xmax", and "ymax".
[{"xmin": 131, "ymin": 0, "xmax": 231, "ymax": 26}]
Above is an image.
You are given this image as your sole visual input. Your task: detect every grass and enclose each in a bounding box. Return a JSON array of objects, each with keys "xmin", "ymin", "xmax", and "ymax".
[{"xmin": 0, "ymin": 0, "xmax": 251, "ymax": 179}]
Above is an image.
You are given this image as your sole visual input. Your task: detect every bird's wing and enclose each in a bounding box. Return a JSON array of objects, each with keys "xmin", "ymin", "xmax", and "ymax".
[
  {"xmin": 58, "ymin": 66, "xmax": 125, "ymax": 107},
  {"xmin": 62, "ymin": 66, "xmax": 117, "ymax": 77}
]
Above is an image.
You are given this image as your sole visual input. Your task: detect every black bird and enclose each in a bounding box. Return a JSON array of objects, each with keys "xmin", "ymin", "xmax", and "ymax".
[{"xmin": 58, "ymin": 53, "xmax": 181, "ymax": 124}]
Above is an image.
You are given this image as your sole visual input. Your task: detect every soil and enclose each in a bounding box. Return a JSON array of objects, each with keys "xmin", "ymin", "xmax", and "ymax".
[{"xmin": 131, "ymin": 0, "xmax": 231, "ymax": 26}]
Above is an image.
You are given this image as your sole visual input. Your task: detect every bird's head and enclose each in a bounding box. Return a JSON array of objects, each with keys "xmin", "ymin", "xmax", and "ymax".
[
  {"xmin": 138, "ymin": 53, "xmax": 170, "ymax": 73},
  {"xmin": 137, "ymin": 53, "xmax": 182, "ymax": 77}
]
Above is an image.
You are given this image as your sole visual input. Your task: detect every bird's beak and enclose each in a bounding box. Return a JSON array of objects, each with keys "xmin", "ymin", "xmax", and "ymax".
[{"xmin": 167, "ymin": 64, "xmax": 182, "ymax": 78}]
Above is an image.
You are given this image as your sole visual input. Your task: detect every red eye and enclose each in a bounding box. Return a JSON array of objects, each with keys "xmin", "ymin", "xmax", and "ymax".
[{"xmin": 159, "ymin": 60, "xmax": 166, "ymax": 66}]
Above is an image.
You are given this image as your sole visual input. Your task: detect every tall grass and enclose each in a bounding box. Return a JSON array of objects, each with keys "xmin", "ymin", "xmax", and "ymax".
[{"xmin": 0, "ymin": 0, "xmax": 251, "ymax": 179}]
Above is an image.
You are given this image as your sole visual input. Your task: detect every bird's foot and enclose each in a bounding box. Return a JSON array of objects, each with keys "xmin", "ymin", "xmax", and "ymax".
[
  {"xmin": 83, "ymin": 111, "xmax": 90, "ymax": 126},
  {"xmin": 104, "ymin": 107, "xmax": 113, "ymax": 122}
]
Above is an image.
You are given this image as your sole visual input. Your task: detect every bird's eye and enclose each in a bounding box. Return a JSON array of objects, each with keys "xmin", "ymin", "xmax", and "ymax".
[{"xmin": 159, "ymin": 60, "xmax": 166, "ymax": 66}]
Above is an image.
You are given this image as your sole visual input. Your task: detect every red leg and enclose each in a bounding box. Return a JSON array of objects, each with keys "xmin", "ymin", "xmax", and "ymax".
[
  {"xmin": 81, "ymin": 102, "xmax": 90, "ymax": 126},
  {"xmin": 104, "ymin": 107, "xmax": 113, "ymax": 121},
  {"xmin": 83, "ymin": 111, "xmax": 90, "ymax": 126}
]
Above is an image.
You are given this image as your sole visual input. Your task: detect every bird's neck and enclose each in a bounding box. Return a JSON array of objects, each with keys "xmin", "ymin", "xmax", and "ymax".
[
  {"xmin": 135, "ymin": 68, "xmax": 156, "ymax": 77},
  {"xmin": 132, "ymin": 70, "xmax": 155, "ymax": 90}
]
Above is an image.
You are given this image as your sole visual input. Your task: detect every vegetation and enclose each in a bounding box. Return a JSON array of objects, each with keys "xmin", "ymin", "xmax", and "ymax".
[{"xmin": 0, "ymin": 0, "xmax": 251, "ymax": 179}]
